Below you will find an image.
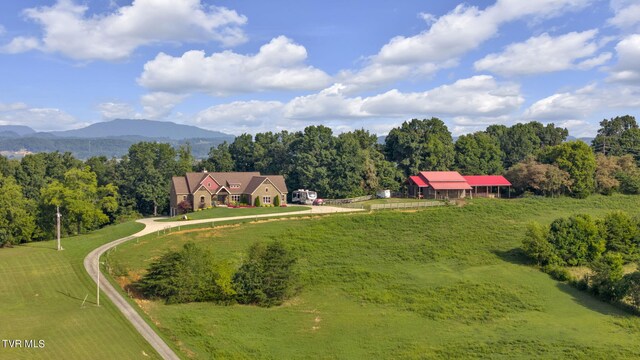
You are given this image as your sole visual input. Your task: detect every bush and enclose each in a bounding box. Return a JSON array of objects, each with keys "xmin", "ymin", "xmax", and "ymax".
[
  {"xmin": 522, "ymin": 222, "xmax": 561, "ymax": 265},
  {"xmin": 254, "ymin": 196, "xmax": 261, "ymax": 207},
  {"xmin": 274, "ymin": 195, "xmax": 280, "ymax": 207},
  {"xmin": 589, "ymin": 252, "xmax": 625, "ymax": 301},
  {"xmin": 542, "ymin": 264, "xmax": 572, "ymax": 282},
  {"xmin": 177, "ymin": 200, "xmax": 192, "ymax": 214},
  {"xmin": 233, "ymin": 241, "xmax": 297, "ymax": 307},
  {"xmin": 547, "ymin": 214, "xmax": 605, "ymax": 266},
  {"xmin": 599, "ymin": 211, "xmax": 639, "ymax": 258},
  {"xmin": 137, "ymin": 243, "xmax": 233, "ymax": 304},
  {"xmin": 622, "ymin": 271, "xmax": 640, "ymax": 307}
]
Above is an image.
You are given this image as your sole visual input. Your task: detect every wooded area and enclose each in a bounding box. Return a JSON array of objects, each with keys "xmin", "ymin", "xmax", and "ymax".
[{"xmin": 1, "ymin": 115, "xmax": 639, "ymax": 246}]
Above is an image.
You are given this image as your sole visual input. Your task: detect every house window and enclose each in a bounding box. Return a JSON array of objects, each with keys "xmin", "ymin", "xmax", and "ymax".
[
  {"xmin": 208, "ymin": 182, "xmax": 211, "ymax": 187},
  {"xmin": 230, "ymin": 184, "xmax": 240, "ymax": 189},
  {"xmin": 182, "ymin": 195, "xmax": 187, "ymax": 201},
  {"xmin": 263, "ymin": 196, "xmax": 271, "ymax": 204},
  {"xmin": 265, "ymin": 187, "xmax": 269, "ymax": 192},
  {"xmin": 231, "ymin": 195, "xmax": 241, "ymax": 202},
  {"xmin": 200, "ymin": 196, "xmax": 205, "ymax": 204}
]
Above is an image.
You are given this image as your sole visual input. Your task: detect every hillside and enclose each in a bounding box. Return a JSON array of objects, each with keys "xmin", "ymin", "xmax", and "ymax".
[
  {"xmin": 108, "ymin": 195, "xmax": 640, "ymax": 359},
  {"xmin": 50, "ymin": 119, "xmax": 231, "ymax": 140}
]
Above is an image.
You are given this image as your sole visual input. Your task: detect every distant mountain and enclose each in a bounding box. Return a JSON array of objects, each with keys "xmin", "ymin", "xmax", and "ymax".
[
  {"xmin": 566, "ymin": 136, "xmax": 595, "ymax": 145},
  {"xmin": 0, "ymin": 125, "xmax": 36, "ymax": 136},
  {"xmin": 51, "ymin": 119, "xmax": 233, "ymax": 140}
]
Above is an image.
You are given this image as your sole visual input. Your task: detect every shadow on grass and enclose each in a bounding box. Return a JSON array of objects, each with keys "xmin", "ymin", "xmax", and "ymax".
[
  {"xmin": 491, "ymin": 247, "xmax": 533, "ymax": 266},
  {"xmin": 56, "ymin": 290, "xmax": 96, "ymax": 305},
  {"xmin": 555, "ymin": 282, "xmax": 630, "ymax": 317}
]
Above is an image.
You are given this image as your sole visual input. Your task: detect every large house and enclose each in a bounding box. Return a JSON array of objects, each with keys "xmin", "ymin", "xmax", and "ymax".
[
  {"xmin": 170, "ymin": 171, "xmax": 288, "ymax": 216},
  {"xmin": 407, "ymin": 171, "xmax": 511, "ymax": 199}
]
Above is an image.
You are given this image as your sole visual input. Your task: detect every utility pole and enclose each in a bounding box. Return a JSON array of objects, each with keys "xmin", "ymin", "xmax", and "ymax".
[
  {"xmin": 56, "ymin": 206, "xmax": 63, "ymax": 251},
  {"xmin": 97, "ymin": 260, "xmax": 101, "ymax": 306}
]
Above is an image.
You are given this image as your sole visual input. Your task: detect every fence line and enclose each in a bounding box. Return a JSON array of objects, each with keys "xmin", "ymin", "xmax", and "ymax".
[
  {"xmin": 323, "ymin": 195, "xmax": 374, "ymax": 205},
  {"xmin": 369, "ymin": 201, "xmax": 448, "ymax": 210}
]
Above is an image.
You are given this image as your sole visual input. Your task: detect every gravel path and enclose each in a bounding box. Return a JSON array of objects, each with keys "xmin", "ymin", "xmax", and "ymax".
[{"xmin": 83, "ymin": 205, "xmax": 361, "ymax": 359}]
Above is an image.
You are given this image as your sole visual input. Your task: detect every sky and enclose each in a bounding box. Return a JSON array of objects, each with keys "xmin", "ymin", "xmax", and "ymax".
[{"xmin": 0, "ymin": 0, "xmax": 639, "ymax": 137}]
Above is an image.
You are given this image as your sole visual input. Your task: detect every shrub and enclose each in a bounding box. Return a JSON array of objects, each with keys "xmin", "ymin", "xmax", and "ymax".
[
  {"xmin": 589, "ymin": 252, "xmax": 625, "ymax": 301},
  {"xmin": 137, "ymin": 242, "xmax": 233, "ymax": 304},
  {"xmin": 622, "ymin": 271, "xmax": 640, "ymax": 307},
  {"xmin": 599, "ymin": 211, "xmax": 639, "ymax": 258},
  {"xmin": 547, "ymin": 214, "xmax": 605, "ymax": 266},
  {"xmin": 254, "ymin": 196, "xmax": 261, "ymax": 207},
  {"xmin": 522, "ymin": 222, "xmax": 561, "ymax": 265},
  {"xmin": 273, "ymin": 195, "xmax": 281, "ymax": 207},
  {"xmin": 542, "ymin": 264, "xmax": 572, "ymax": 282},
  {"xmin": 233, "ymin": 241, "xmax": 297, "ymax": 307}
]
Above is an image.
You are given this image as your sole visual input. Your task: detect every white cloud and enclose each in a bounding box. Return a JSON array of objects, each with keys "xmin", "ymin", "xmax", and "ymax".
[
  {"xmin": 195, "ymin": 100, "xmax": 285, "ymax": 133},
  {"xmin": 609, "ymin": 34, "xmax": 640, "ymax": 83},
  {"xmin": 138, "ymin": 36, "xmax": 331, "ymax": 95},
  {"xmin": 608, "ymin": 0, "xmax": 640, "ymax": 31},
  {"xmin": 524, "ymin": 83, "xmax": 640, "ymax": 125},
  {"xmin": 1, "ymin": 36, "xmax": 41, "ymax": 54},
  {"xmin": 0, "ymin": 102, "xmax": 28, "ymax": 112},
  {"xmin": 341, "ymin": 0, "xmax": 591, "ymax": 89},
  {"xmin": 474, "ymin": 30, "xmax": 610, "ymax": 76},
  {"xmin": 0, "ymin": 105, "xmax": 81, "ymax": 131},
  {"xmin": 98, "ymin": 102, "xmax": 137, "ymax": 119},
  {"xmin": 3, "ymin": 0, "xmax": 247, "ymax": 60},
  {"xmin": 0, "ymin": 24, "xmax": 5, "ymax": 35},
  {"xmin": 189, "ymin": 75, "xmax": 524, "ymax": 135},
  {"xmin": 140, "ymin": 92, "xmax": 187, "ymax": 119},
  {"xmin": 361, "ymin": 76, "xmax": 523, "ymax": 118}
]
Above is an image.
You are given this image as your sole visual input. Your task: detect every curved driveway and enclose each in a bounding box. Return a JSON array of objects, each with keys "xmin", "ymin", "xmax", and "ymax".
[{"xmin": 83, "ymin": 205, "xmax": 361, "ymax": 359}]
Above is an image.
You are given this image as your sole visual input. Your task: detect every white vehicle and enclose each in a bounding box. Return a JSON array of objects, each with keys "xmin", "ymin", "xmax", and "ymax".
[{"xmin": 292, "ymin": 189, "xmax": 318, "ymax": 205}]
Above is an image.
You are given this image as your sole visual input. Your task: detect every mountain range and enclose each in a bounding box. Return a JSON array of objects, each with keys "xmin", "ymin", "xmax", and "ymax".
[{"xmin": 0, "ymin": 119, "xmax": 235, "ymax": 159}]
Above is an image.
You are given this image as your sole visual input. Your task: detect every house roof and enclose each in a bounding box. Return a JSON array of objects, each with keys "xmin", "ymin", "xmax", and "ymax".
[
  {"xmin": 172, "ymin": 176, "xmax": 189, "ymax": 194},
  {"xmin": 174, "ymin": 172, "xmax": 288, "ymax": 196},
  {"xmin": 419, "ymin": 171, "xmax": 468, "ymax": 183},
  {"xmin": 409, "ymin": 175, "xmax": 428, "ymax": 187},
  {"xmin": 463, "ymin": 175, "xmax": 512, "ymax": 187},
  {"xmin": 417, "ymin": 171, "xmax": 472, "ymax": 190}
]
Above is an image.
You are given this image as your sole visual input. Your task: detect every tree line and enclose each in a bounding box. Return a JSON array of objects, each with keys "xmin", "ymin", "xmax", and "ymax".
[
  {"xmin": 1, "ymin": 115, "xmax": 639, "ymax": 246},
  {"xmin": 522, "ymin": 211, "xmax": 640, "ymax": 311}
]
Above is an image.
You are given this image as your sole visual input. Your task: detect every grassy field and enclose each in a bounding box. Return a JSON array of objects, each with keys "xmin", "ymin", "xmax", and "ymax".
[
  {"xmin": 0, "ymin": 222, "xmax": 160, "ymax": 360},
  {"xmin": 156, "ymin": 205, "xmax": 311, "ymax": 222},
  {"xmin": 334, "ymin": 197, "xmax": 435, "ymax": 210},
  {"xmin": 108, "ymin": 195, "xmax": 640, "ymax": 359}
]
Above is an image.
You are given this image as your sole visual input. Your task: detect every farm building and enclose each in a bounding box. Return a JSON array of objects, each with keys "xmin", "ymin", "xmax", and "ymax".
[
  {"xmin": 407, "ymin": 172, "xmax": 512, "ymax": 199},
  {"xmin": 463, "ymin": 175, "xmax": 512, "ymax": 198},
  {"xmin": 170, "ymin": 171, "xmax": 288, "ymax": 216},
  {"xmin": 407, "ymin": 171, "xmax": 472, "ymax": 200}
]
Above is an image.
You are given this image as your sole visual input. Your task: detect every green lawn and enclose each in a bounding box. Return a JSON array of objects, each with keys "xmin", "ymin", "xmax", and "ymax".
[
  {"xmin": 156, "ymin": 205, "xmax": 311, "ymax": 222},
  {"xmin": 0, "ymin": 222, "xmax": 160, "ymax": 360},
  {"xmin": 108, "ymin": 195, "xmax": 640, "ymax": 359}
]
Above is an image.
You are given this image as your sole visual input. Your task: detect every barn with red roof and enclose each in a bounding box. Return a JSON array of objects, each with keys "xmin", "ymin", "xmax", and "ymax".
[{"xmin": 407, "ymin": 172, "xmax": 511, "ymax": 199}]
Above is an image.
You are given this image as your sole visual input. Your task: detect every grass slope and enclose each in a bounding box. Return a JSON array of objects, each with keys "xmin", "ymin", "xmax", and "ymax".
[
  {"xmin": 0, "ymin": 222, "xmax": 160, "ymax": 360},
  {"xmin": 109, "ymin": 195, "xmax": 640, "ymax": 359},
  {"xmin": 157, "ymin": 206, "xmax": 310, "ymax": 222}
]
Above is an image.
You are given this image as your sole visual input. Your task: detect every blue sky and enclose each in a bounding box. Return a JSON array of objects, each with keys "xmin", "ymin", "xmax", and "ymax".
[{"xmin": 0, "ymin": 0, "xmax": 639, "ymax": 137}]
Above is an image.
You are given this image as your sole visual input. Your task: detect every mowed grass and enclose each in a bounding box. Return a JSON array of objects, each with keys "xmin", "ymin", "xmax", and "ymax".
[
  {"xmin": 156, "ymin": 205, "xmax": 310, "ymax": 222},
  {"xmin": 109, "ymin": 195, "xmax": 640, "ymax": 359},
  {"xmin": 0, "ymin": 222, "xmax": 160, "ymax": 360}
]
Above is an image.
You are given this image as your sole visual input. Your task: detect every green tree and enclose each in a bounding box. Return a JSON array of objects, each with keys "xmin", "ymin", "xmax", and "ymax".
[
  {"xmin": 288, "ymin": 126, "xmax": 336, "ymax": 198},
  {"xmin": 85, "ymin": 156, "xmax": 119, "ymax": 187},
  {"xmin": 233, "ymin": 241, "xmax": 297, "ymax": 307},
  {"xmin": 0, "ymin": 175, "xmax": 36, "ymax": 247},
  {"xmin": 119, "ymin": 142, "xmax": 178, "ymax": 215},
  {"xmin": 539, "ymin": 141, "xmax": 597, "ymax": 198},
  {"xmin": 253, "ymin": 131, "xmax": 295, "ymax": 176},
  {"xmin": 41, "ymin": 167, "xmax": 111, "ymax": 235},
  {"xmin": 599, "ymin": 211, "xmax": 639, "ymax": 258},
  {"xmin": 454, "ymin": 132, "xmax": 503, "ymax": 174},
  {"xmin": 176, "ymin": 143, "xmax": 195, "ymax": 174},
  {"xmin": 230, "ymin": 134, "xmax": 255, "ymax": 171},
  {"xmin": 592, "ymin": 115, "xmax": 639, "ymax": 157},
  {"xmin": 505, "ymin": 157, "xmax": 571, "ymax": 197},
  {"xmin": 547, "ymin": 214, "xmax": 605, "ymax": 266},
  {"xmin": 622, "ymin": 271, "xmax": 640, "ymax": 307},
  {"xmin": 522, "ymin": 222, "xmax": 559, "ymax": 265},
  {"xmin": 589, "ymin": 252, "xmax": 625, "ymax": 301},
  {"xmin": 199, "ymin": 141, "xmax": 234, "ymax": 172},
  {"xmin": 385, "ymin": 118, "xmax": 455, "ymax": 177}
]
